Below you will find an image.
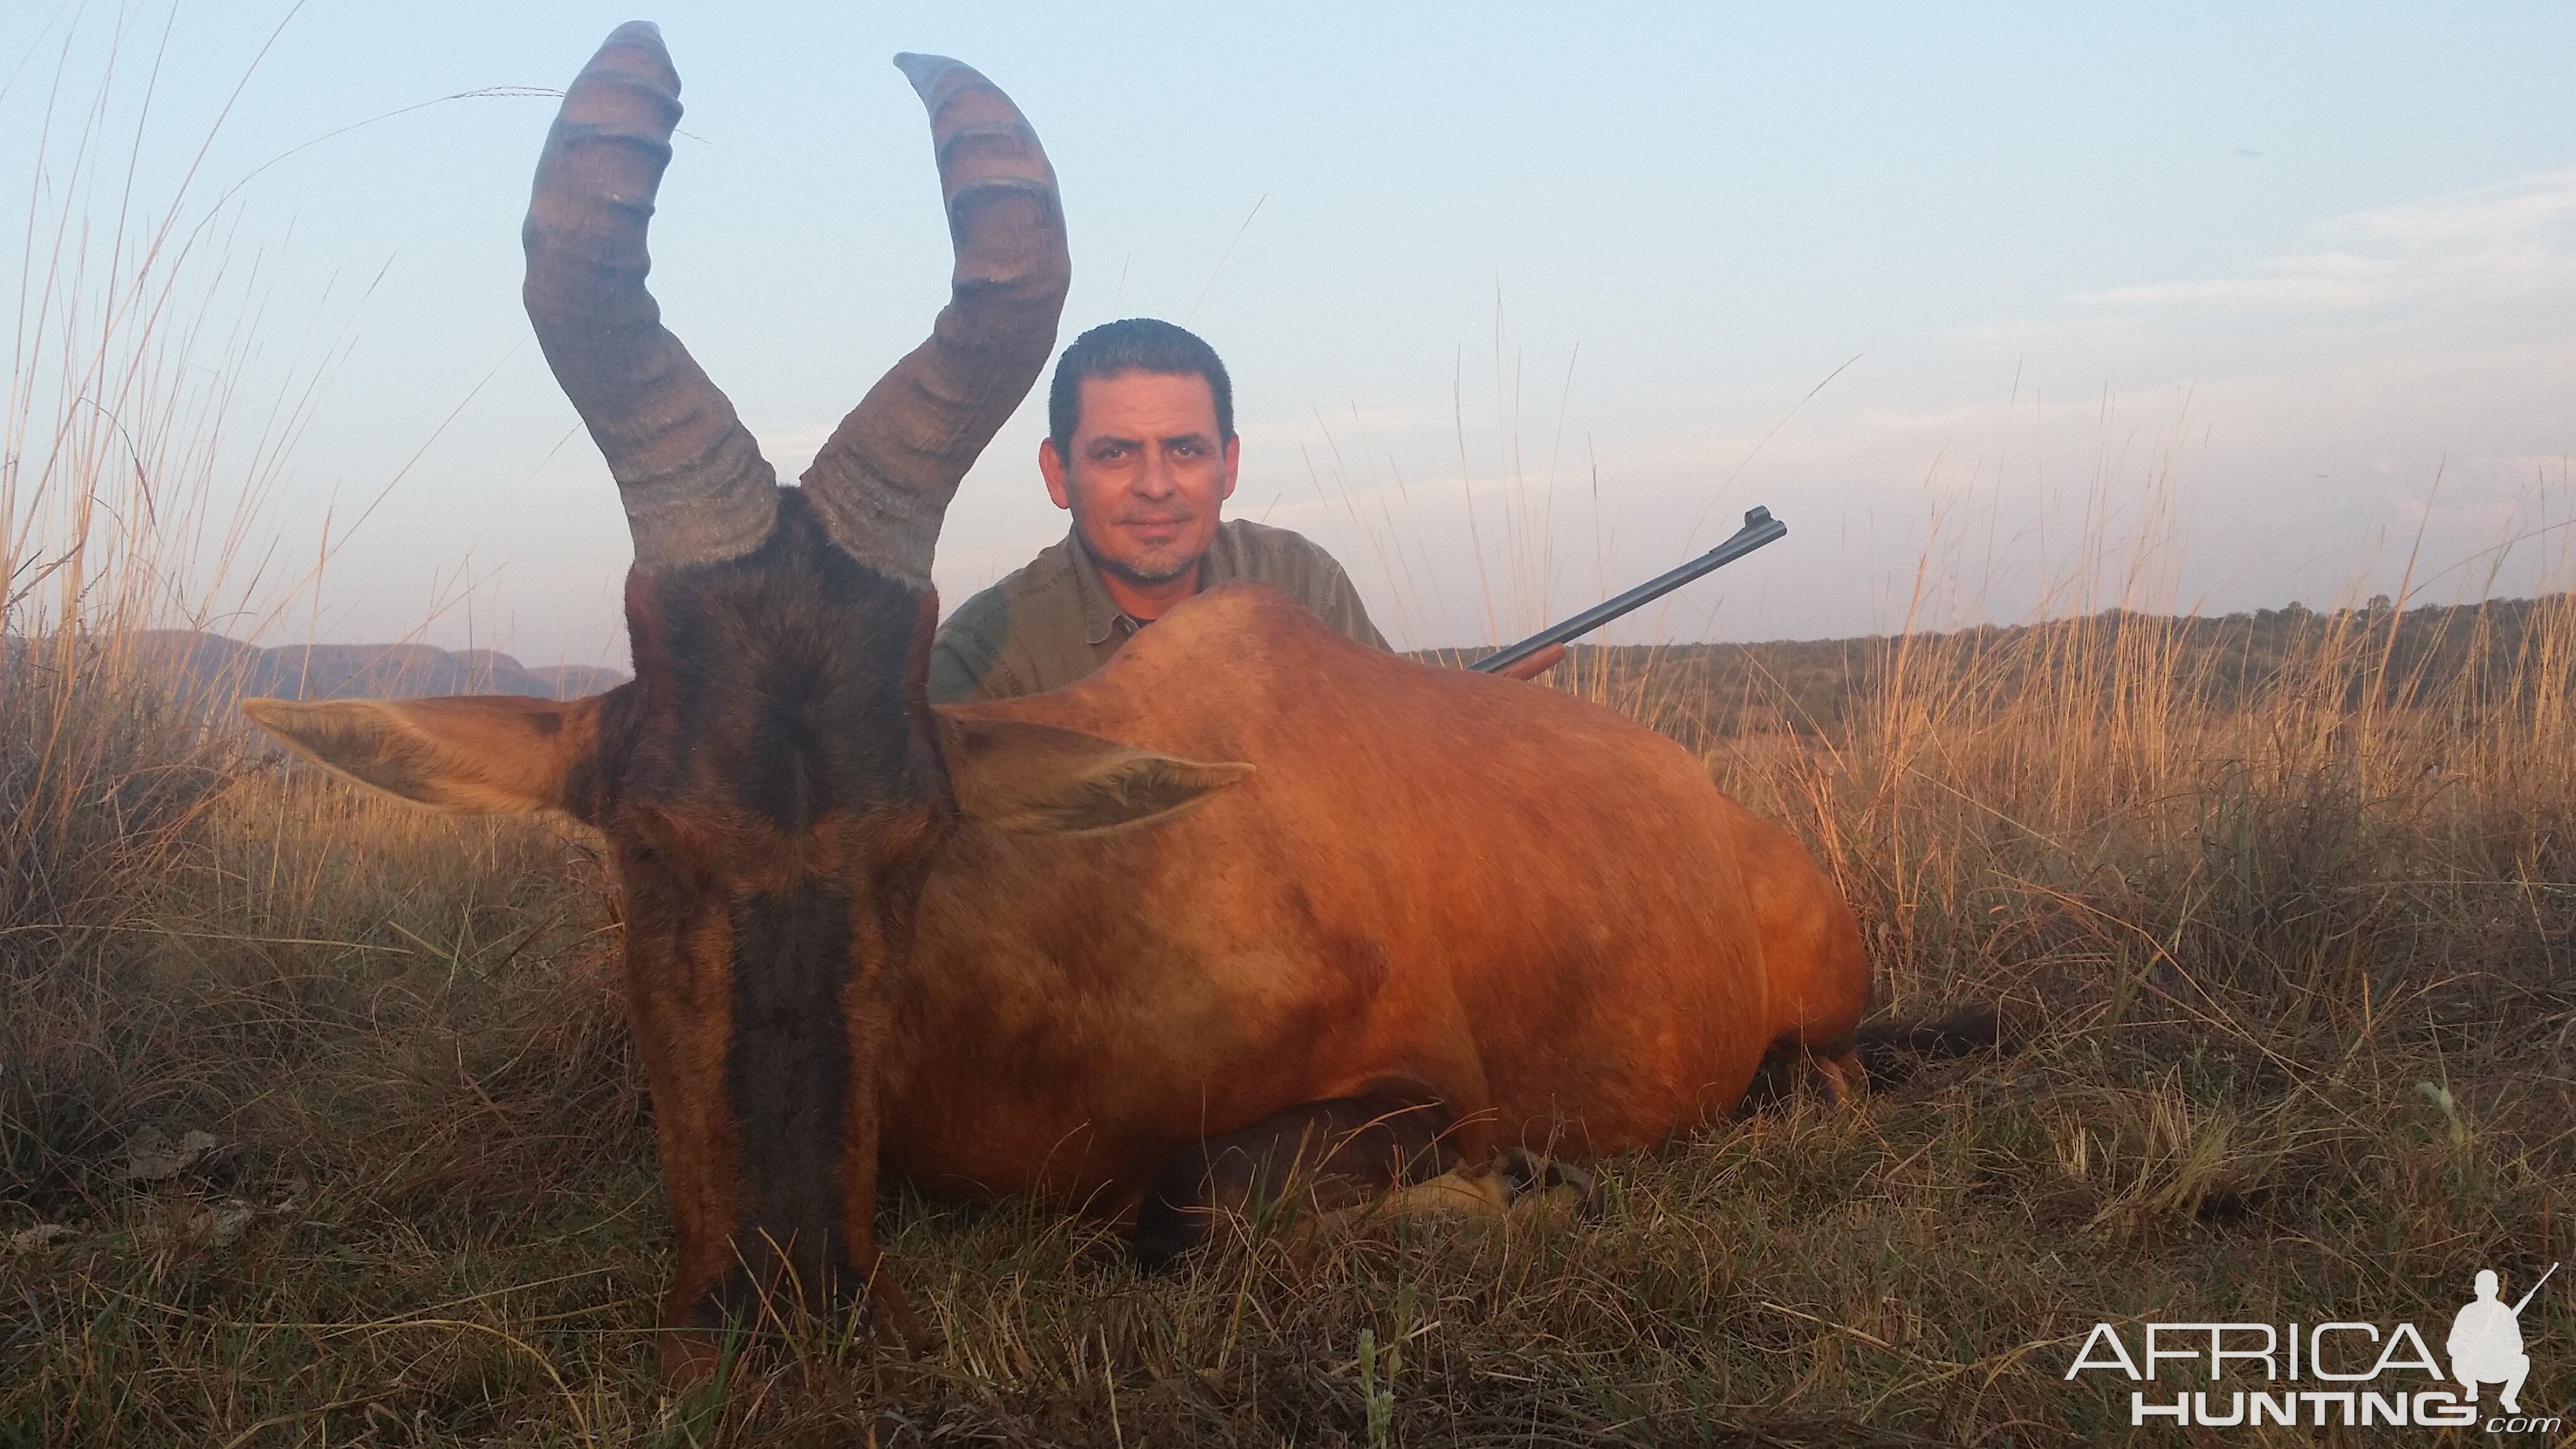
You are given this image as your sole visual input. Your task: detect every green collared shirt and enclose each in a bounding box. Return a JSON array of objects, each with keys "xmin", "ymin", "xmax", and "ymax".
[{"xmin": 928, "ymin": 519, "xmax": 1388, "ymax": 703}]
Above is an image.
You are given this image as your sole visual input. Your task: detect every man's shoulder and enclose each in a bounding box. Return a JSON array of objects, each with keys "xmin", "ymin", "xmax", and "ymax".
[
  {"xmin": 942, "ymin": 537, "xmax": 1080, "ymax": 637},
  {"xmin": 1211, "ymin": 518, "xmax": 1355, "ymax": 582},
  {"xmin": 1209, "ymin": 519, "xmax": 1386, "ymax": 650},
  {"xmin": 929, "ymin": 535, "xmax": 1090, "ymax": 703}
]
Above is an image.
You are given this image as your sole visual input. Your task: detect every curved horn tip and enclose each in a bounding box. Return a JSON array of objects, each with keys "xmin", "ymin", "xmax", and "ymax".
[
  {"xmin": 590, "ymin": 21, "xmax": 680, "ymax": 81},
  {"xmin": 891, "ymin": 51, "xmax": 974, "ymax": 95}
]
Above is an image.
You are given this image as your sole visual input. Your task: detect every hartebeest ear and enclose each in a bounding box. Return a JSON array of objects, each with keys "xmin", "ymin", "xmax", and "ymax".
[
  {"xmin": 934, "ymin": 712, "xmax": 1252, "ymax": 836},
  {"xmin": 243, "ymin": 694, "xmax": 608, "ymax": 819}
]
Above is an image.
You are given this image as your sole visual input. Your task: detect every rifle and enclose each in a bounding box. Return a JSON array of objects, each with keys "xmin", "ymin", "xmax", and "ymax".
[{"xmin": 1468, "ymin": 506, "xmax": 1788, "ymax": 675}]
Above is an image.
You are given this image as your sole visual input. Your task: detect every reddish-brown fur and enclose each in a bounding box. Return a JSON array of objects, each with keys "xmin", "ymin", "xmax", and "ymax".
[
  {"xmin": 1727, "ymin": 803, "xmax": 1873, "ymax": 1103},
  {"xmin": 880, "ymin": 584, "xmax": 1871, "ymax": 1205}
]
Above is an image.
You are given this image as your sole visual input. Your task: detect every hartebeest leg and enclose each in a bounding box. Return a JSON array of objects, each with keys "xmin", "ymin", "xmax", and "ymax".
[
  {"xmin": 1132, "ymin": 1095, "xmax": 1460, "ymax": 1269},
  {"xmin": 1742, "ymin": 1032, "xmax": 1868, "ymax": 1113},
  {"xmin": 1807, "ymin": 1043, "xmax": 1866, "ymax": 1106}
]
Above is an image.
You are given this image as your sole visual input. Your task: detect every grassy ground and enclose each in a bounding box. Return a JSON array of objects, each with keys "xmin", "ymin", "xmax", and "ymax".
[{"xmin": 5, "ymin": 592, "xmax": 2571, "ymax": 1447}]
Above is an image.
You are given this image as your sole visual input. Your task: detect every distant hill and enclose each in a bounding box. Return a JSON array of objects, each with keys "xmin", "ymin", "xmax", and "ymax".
[{"xmin": 2, "ymin": 630, "xmax": 626, "ymax": 705}]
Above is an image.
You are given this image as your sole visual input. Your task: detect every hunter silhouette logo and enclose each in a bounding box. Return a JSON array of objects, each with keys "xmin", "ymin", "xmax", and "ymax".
[
  {"xmin": 2451, "ymin": 1264, "xmax": 2555, "ymax": 1416},
  {"xmin": 2066, "ymin": 1261, "xmax": 2562, "ymax": 1432}
]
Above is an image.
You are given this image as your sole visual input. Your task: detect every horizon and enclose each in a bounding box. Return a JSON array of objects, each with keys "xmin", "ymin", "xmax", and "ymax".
[
  {"xmin": 6, "ymin": 4, "xmax": 2572, "ymax": 668},
  {"xmin": 16, "ymin": 585, "xmax": 2562, "ymax": 670}
]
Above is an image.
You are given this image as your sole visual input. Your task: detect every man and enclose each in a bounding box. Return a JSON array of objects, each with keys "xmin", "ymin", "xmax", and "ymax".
[
  {"xmin": 929, "ymin": 319, "xmax": 1384, "ymax": 703},
  {"xmin": 928, "ymin": 319, "xmax": 1561, "ymax": 702}
]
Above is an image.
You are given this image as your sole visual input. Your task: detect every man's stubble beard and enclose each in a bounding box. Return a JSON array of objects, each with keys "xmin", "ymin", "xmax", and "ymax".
[{"xmin": 1071, "ymin": 502, "xmax": 1199, "ymax": 588}]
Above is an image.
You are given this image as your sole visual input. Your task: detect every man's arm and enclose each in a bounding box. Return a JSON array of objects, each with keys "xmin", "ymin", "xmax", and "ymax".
[
  {"xmin": 925, "ymin": 603, "xmax": 1026, "ymax": 705},
  {"xmin": 1314, "ymin": 557, "xmax": 1390, "ymax": 653}
]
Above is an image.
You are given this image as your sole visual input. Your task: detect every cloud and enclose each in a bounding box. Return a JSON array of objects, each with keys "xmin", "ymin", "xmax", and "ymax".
[
  {"xmin": 2071, "ymin": 169, "xmax": 2576, "ymax": 319},
  {"xmin": 2075, "ymin": 252, "xmax": 2406, "ymax": 313}
]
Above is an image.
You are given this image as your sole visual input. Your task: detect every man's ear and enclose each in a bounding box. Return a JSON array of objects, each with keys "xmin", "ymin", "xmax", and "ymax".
[
  {"xmin": 934, "ymin": 710, "xmax": 1252, "ymax": 836},
  {"xmin": 1219, "ymin": 432, "xmax": 1240, "ymax": 503},
  {"xmin": 1040, "ymin": 436, "xmax": 1073, "ymax": 510},
  {"xmin": 243, "ymin": 693, "xmax": 610, "ymax": 817}
]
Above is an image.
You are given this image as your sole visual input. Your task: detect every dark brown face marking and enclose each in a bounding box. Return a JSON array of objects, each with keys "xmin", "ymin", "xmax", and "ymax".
[
  {"xmin": 598, "ymin": 490, "xmax": 953, "ymax": 1325},
  {"xmin": 723, "ymin": 881, "xmax": 856, "ymax": 1300}
]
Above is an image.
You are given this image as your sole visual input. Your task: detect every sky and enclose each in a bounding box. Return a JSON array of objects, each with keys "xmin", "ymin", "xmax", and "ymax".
[{"xmin": 7, "ymin": 2, "xmax": 2574, "ymax": 668}]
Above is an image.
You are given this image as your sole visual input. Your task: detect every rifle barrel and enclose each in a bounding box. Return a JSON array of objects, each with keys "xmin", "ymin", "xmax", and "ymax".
[{"xmin": 1469, "ymin": 506, "xmax": 1787, "ymax": 675}]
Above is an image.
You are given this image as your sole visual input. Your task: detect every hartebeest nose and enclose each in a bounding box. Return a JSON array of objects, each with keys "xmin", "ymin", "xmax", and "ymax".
[{"xmin": 722, "ymin": 882, "xmax": 860, "ymax": 1295}]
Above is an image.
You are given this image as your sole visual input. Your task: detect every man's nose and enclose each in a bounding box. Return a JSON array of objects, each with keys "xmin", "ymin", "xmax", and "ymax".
[{"xmin": 1134, "ymin": 448, "xmax": 1178, "ymax": 497}]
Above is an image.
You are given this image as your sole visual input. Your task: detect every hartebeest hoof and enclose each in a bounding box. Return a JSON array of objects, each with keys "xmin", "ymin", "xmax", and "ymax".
[
  {"xmin": 1740, "ymin": 1037, "xmax": 1873, "ymax": 1113},
  {"xmin": 1501, "ymin": 1148, "xmax": 1603, "ymax": 1219}
]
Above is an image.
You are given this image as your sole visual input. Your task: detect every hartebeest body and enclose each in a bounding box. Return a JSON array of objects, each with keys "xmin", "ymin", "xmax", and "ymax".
[
  {"xmin": 885, "ymin": 585, "xmax": 1865, "ymax": 1198},
  {"xmin": 243, "ymin": 24, "xmax": 1869, "ymax": 1374}
]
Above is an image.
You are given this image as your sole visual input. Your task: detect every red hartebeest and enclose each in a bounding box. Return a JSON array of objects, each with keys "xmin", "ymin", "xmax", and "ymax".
[{"xmin": 243, "ymin": 24, "xmax": 1871, "ymax": 1376}]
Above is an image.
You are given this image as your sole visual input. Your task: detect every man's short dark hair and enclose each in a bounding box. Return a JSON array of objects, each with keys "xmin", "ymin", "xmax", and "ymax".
[{"xmin": 1046, "ymin": 318, "xmax": 1234, "ymax": 459}]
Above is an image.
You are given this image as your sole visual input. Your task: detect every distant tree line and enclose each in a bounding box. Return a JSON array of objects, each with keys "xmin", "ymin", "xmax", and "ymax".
[{"xmin": 1417, "ymin": 594, "xmax": 2575, "ymax": 745}]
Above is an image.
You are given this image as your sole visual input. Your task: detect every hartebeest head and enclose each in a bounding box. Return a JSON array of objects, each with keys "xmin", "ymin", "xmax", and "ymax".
[{"xmin": 244, "ymin": 22, "xmax": 1247, "ymax": 1370}]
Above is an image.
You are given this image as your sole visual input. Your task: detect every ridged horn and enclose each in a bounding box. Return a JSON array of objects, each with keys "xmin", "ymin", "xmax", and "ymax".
[
  {"xmin": 798, "ymin": 54, "xmax": 1070, "ymax": 587},
  {"xmin": 523, "ymin": 22, "xmax": 778, "ymax": 570}
]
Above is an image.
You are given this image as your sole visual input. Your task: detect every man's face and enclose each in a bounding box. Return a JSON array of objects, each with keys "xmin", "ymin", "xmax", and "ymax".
[{"xmin": 1040, "ymin": 371, "xmax": 1239, "ymax": 587}]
